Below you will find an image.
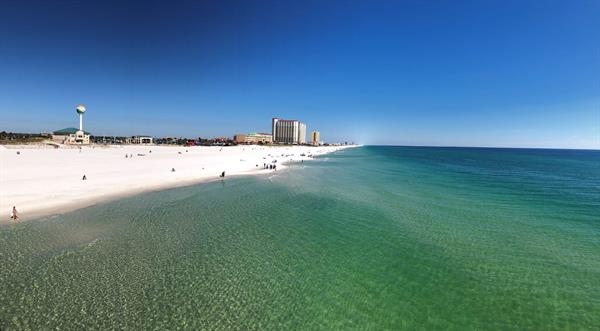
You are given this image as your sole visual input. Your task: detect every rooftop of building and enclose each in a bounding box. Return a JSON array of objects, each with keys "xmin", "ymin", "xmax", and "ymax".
[
  {"xmin": 53, "ymin": 128, "xmax": 91, "ymax": 135},
  {"xmin": 248, "ymin": 132, "xmax": 272, "ymax": 136},
  {"xmin": 272, "ymin": 118, "xmax": 301, "ymax": 122}
]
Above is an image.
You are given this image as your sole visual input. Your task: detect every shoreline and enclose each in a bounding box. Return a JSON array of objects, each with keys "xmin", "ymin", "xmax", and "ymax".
[
  {"xmin": 1, "ymin": 144, "xmax": 356, "ymax": 223},
  {"xmin": 8, "ymin": 170, "xmax": 256, "ymax": 223}
]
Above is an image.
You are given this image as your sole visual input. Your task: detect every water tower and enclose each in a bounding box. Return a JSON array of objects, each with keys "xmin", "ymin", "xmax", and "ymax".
[
  {"xmin": 76, "ymin": 104, "xmax": 86, "ymax": 130},
  {"xmin": 75, "ymin": 104, "xmax": 87, "ymax": 143}
]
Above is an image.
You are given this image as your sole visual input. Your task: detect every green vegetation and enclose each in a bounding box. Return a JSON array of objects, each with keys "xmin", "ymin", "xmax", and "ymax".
[{"xmin": 0, "ymin": 131, "xmax": 48, "ymax": 144}]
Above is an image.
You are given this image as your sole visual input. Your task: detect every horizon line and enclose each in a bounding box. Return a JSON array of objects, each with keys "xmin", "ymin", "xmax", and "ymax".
[{"xmin": 364, "ymin": 144, "xmax": 600, "ymax": 151}]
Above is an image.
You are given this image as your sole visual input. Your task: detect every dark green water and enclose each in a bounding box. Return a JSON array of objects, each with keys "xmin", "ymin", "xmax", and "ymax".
[{"xmin": 1, "ymin": 146, "xmax": 599, "ymax": 330}]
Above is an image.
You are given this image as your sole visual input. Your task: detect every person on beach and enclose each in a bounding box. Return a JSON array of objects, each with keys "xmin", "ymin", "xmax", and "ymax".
[
  {"xmin": 10, "ymin": 206, "xmax": 18, "ymax": 221},
  {"xmin": 171, "ymin": 168, "xmax": 176, "ymax": 172},
  {"xmin": 220, "ymin": 171, "xmax": 225, "ymax": 178},
  {"xmin": 82, "ymin": 175, "xmax": 87, "ymax": 180}
]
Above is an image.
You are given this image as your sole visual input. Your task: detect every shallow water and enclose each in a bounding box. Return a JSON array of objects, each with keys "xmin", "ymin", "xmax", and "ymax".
[{"xmin": 1, "ymin": 146, "xmax": 599, "ymax": 330}]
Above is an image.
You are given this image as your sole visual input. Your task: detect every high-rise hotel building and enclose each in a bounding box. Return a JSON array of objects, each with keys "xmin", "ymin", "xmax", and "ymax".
[
  {"xmin": 310, "ymin": 131, "xmax": 321, "ymax": 145},
  {"xmin": 272, "ymin": 118, "xmax": 307, "ymax": 144}
]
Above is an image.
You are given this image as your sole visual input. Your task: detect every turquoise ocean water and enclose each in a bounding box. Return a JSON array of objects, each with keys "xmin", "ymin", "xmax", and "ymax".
[{"xmin": 1, "ymin": 146, "xmax": 599, "ymax": 330}]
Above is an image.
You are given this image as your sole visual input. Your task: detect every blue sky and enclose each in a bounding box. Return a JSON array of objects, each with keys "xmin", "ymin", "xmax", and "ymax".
[{"xmin": 0, "ymin": 0, "xmax": 598, "ymax": 148}]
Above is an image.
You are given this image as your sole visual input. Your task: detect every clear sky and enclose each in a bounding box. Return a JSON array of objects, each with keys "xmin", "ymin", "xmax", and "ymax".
[{"xmin": 0, "ymin": 0, "xmax": 598, "ymax": 148}]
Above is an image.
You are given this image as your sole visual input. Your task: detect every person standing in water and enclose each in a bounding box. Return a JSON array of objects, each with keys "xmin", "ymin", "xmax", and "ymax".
[{"xmin": 10, "ymin": 206, "xmax": 18, "ymax": 221}]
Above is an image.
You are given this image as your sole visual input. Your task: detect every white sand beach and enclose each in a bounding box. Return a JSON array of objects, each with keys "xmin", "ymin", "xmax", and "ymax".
[{"xmin": 0, "ymin": 144, "xmax": 351, "ymax": 222}]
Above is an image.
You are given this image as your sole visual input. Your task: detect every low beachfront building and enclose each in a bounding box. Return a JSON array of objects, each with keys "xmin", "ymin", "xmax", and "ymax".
[
  {"xmin": 234, "ymin": 133, "xmax": 273, "ymax": 144},
  {"xmin": 52, "ymin": 128, "xmax": 91, "ymax": 145},
  {"xmin": 233, "ymin": 134, "xmax": 247, "ymax": 143},
  {"xmin": 133, "ymin": 136, "xmax": 153, "ymax": 144}
]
